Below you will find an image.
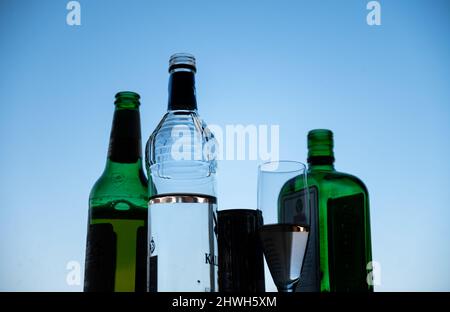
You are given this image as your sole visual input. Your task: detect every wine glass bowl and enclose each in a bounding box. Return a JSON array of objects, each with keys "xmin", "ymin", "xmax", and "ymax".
[{"xmin": 259, "ymin": 224, "xmax": 309, "ymax": 292}]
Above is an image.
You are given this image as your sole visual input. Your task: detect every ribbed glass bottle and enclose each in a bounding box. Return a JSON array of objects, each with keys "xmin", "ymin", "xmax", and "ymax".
[{"xmin": 145, "ymin": 53, "xmax": 218, "ymax": 292}]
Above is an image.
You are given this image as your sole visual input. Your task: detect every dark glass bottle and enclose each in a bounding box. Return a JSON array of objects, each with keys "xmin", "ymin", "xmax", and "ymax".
[
  {"xmin": 84, "ymin": 92, "xmax": 148, "ymax": 292},
  {"xmin": 217, "ymin": 209, "xmax": 265, "ymax": 292},
  {"xmin": 279, "ymin": 129, "xmax": 373, "ymax": 292}
]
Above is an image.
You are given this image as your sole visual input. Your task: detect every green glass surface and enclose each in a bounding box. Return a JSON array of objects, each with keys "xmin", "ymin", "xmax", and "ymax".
[
  {"xmin": 279, "ymin": 129, "xmax": 373, "ymax": 292},
  {"xmin": 84, "ymin": 92, "xmax": 148, "ymax": 292}
]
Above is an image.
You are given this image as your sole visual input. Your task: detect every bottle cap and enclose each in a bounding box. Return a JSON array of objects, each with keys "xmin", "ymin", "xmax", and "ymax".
[{"xmin": 169, "ymin": 53, "xmax": 197, "ymax": 73}]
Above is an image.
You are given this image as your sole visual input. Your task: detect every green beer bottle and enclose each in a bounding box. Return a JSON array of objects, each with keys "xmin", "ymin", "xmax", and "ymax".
[
  {"xmin": 279, "ymin": 129, "xmax": 373, "ymax": 292},
  {"xmin": 84, "ymin": 92, "xmax": 148, "ymax": 292}
]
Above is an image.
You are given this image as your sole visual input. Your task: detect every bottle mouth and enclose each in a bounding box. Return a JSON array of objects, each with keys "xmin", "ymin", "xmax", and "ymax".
[
  {"xmin": 307, "ymin": 129, "xmax": 334, "ymax": 162},
  {"xmin": 114, "ymin": 91, "xmax": 140, "ymax": 108},
  {"xmin": 307, "ymin": 129, "xmax": 333, "ymax": 144},
  {"xmin": 169, "ymin": 53, "xmax": 196, "ymax": 73}
]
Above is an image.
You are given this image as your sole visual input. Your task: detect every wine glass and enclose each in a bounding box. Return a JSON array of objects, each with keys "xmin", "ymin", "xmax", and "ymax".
[{"xmin": 257, "ymin": 160, "xmax": 310, "ymax": 292}]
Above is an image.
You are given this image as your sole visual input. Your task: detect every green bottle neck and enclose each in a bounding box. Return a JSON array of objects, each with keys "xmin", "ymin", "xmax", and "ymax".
[
  {"xmin": 105, "ymin": 92, "xmax": 144, "ymax": 173},
  {"xmin": 307, "ymin": 129, "xmax": 335, "ymax": 172},
  {"xmin": 308, "ymin": 161, "xmax": 335, "ymax": 172},
  {"xmin": 104, "ymin": 159, "xmax": 146, "ymax": 179}
]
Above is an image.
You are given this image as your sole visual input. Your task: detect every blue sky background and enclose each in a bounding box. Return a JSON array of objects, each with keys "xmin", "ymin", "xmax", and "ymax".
[{"xmin": 0, "ymin": 0, "xmax": 449, "ymax": 291}]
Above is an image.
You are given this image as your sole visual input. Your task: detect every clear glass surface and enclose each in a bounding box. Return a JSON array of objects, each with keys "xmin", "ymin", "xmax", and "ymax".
[{"xmin": 257, "ymin": 161, "xmax": 309, "ymax": 292}]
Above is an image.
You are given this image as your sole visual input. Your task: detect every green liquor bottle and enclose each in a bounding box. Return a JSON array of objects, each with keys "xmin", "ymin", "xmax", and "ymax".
[
  {"xmin": 84, "ymin": 92, "xmax": 148, "ymax": 292},
  {"xmin": 279, "ymin": 129, "xmax": 373, "ymax": 292}
]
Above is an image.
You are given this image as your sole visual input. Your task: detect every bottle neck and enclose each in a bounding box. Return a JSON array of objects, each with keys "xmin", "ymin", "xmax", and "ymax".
[
  {"xmin": 107, "ymin": 107, "xmax": 142, "ymax": 164},
  {"xmin": 308, "ymin": 158, "xmax": 335, "ymax": 172},
  {"xmin": 307, "ymin": 129, "xmax": 335, "ymax": 172},
  {"xmin": 167, "ymin": 70, "xmax": 197, "ymax": 111}
]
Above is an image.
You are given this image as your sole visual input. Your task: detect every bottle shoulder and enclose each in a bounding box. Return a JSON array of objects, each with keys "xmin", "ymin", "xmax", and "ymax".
[
  {"xmin": 308, "ymin": 169, "xmax": 369, "ymax": 196},
  {"xmin": 145, "ymin": 110, "xmax": 217, "ymax": 186},
  {"xmin": 145, "ymin": 110, "xmax": 217, "ymax": 173},
  {"xmin": 90, "ymin": 166, "xmax": 148, "ymax": 199},
  {"xmin": 148, "ymin": 111, "xmax": 213, "ymax": 143}
]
